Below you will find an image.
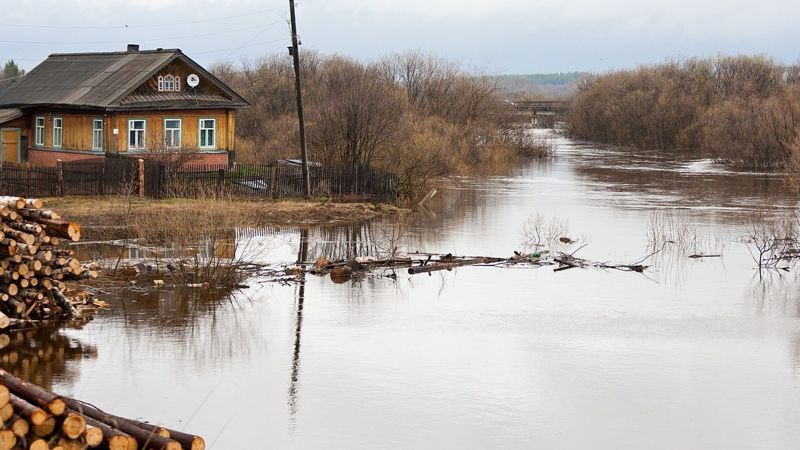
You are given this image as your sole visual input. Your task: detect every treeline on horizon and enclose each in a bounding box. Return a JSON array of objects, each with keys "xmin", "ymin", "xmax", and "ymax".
[
  {"xmin": 567, "ymin": 55, "xmax": 800, "ymax": 170},
  {"xmin": 211, "ymin": 51, "xmax": 546, "ymax": 203}
]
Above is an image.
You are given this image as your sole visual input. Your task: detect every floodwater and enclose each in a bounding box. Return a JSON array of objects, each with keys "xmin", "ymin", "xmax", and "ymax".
[{"xmin": 8, "ymin": 132, "xmax": 800, "ymax": 449}]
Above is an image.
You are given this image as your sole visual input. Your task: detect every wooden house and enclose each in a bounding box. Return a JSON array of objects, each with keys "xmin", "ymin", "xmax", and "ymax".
[{"xmin": 0, "ymin": 44, "xmax": 247, "ymax": 166}]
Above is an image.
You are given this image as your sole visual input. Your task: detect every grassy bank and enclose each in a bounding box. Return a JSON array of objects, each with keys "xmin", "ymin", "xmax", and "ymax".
[{"xmin": 45, "ymin": 196, "xmax": 406, "ymax": 238}]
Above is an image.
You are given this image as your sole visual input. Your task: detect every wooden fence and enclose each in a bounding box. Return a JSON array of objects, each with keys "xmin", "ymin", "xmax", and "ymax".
[{"xmin": 0, "ymin": 158, "xmax": 397, "ymax": 202}]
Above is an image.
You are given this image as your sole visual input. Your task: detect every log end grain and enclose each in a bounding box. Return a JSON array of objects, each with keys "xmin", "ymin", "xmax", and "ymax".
[
  {"xmin": 0, "ymin": 429, "xmax": 15, "ymax": 450},
  {"xmin": 62, "ymin": 412, "xmax": 87, "ymax": 439},
  {"xmin": 48, "ymin": 397, "xmax": 66, "ymax": 416},
  {"xmin": 32, "ymin": 417, "xmax": 56, "ymax": 437},
  {"xmin": 191, "ymin": 437, "xmax": 206, "ymax": 450},
  {"xmin": 29, "ymin": 439, "xmax": 49, "ymax": 450},
  {"xmin": 83, "ymin": 425, "xmax": 104, "ymax": 447},
  {"xmin": 9, "ymin": 417, "xmax": 28, "ymax": 438},
  {"xmin": 0, "ymin": 385, "xmax": 8, "ymax": 408}
]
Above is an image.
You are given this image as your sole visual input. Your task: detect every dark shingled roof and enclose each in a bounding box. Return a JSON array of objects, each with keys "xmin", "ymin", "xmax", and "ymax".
[{"xmin": 0, "ymin": 49, "xmax": 247, "ymax": 110}]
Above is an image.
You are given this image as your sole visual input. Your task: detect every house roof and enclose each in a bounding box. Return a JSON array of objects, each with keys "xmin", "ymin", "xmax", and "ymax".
[
  {"xmin": 0, "ymin": 49, "xmax": 248, "ymax": 110},
  {"xmin": 0, "ymin": 108, "xmax": 22, "ymax": 125}
]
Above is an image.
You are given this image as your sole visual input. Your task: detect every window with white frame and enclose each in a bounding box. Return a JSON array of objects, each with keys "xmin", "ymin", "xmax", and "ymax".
[
  {"xmin": 92, "ymin": 119, "xmax": 103, "ymax": 150},
  {"xmin": 157, "ymin": 74, "xmax": 181, "ymax": 92},
  {"xmin": 128, "ymin": 119, "xmax": 146, "ymax": 150},
  {"xmin": 52, "ymin": 117, "xmax": 63, "ymax": 148},
  {"xmin": 34, "ymin": 117, "xmax": 45, "ymax": 146},
  {"xmin": 199, "ymin": 119, "xmax": 215, "ymax": 149},
  {"xmin": 164, "ymin": 119, "xmax": 181, "ymax": 148}
]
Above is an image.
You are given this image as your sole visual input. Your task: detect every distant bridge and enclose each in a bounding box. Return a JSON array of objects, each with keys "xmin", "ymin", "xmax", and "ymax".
[{"xmin": 509, "ymin": 100, "xmax": 569, "ymax": 127}]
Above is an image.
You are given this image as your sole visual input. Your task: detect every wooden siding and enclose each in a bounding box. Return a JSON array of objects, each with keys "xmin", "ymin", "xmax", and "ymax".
[
  {"xmin": 116, "ymin": 110, "xmax": 232, "ymax": 153},
  {"xmin": 129, "ymin": 60, "xmax": 229, "ymax": 98},
  {"xmin": 21, "ymin": 109, "xmax": 235, "ymax": 154}
]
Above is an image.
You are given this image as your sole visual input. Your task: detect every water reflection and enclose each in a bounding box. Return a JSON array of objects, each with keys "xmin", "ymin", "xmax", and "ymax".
[
  {"xmin": 288, "ymin": 229, "xmax": 308, "ymax": 429},
  {"xmin": 14, "ymin": 132, "xmax": 800, "ymax": 449},
  {"xmin": 96, "ymin": 285, "xmax": 264, "ymax": 368},
  {"xmin": 0, "ymin": 325, "xmax": 97, "ymax": 391}
]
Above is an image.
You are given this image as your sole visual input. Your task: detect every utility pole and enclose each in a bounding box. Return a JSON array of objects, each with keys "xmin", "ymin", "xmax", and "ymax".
[{"xmin": 289, "ymin": 0, "xmax": 310, "ymax": 199}]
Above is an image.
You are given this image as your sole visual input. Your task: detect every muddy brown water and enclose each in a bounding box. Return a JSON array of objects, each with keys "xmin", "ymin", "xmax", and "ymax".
[{"xmin": 6, "ymin": 132, "xmax": 800, "ymax": 449}]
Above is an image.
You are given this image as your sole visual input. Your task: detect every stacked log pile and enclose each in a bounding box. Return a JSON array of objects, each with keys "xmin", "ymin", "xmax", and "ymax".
[
  {"xmin": 0, "ymin": 197, "xmax": 99, "ymax": 328},
  {"xmin": 0, "ymin": 369, "xmax": 204, "ymax": 450}
]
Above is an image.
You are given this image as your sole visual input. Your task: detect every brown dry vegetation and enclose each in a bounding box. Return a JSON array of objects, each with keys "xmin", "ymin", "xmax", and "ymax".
[
  {"xmin": 44, "ymin": 196, "xmax": 404, "ymax": 239},
  {"xmin": 568, "ymin": 55, "xmax": 800, "ymax": 170},
  {"xmin": 211, "ymin": 51, "xmax": 548, "ymax": 203}
]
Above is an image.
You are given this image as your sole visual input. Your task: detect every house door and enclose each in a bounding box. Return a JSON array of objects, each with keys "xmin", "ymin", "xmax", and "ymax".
[{"xmin": 0, "ymin": 129, "xmax": 20, "ymax": 164}]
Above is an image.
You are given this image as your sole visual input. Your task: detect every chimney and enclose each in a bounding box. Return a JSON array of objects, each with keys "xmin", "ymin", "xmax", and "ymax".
[{"xmin": 127, "ymin": 44, "xmax": 140, "ymax": 52}]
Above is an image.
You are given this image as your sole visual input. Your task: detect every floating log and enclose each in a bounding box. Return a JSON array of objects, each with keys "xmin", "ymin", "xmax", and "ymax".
[{"xmin": 408, "ymin": 257, "xmax": 504, "ymax": 274}]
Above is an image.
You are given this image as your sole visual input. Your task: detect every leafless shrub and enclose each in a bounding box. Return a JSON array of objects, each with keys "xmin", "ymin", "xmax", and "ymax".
[
  {"xmin": 647, "ymin": 209, "xmax": 725, "ymax": 256},
  {"xmin": 740, "ymin": 212, "xmax": 799, "ymax": 271},
  {"xmin": 212, "ymin": 51, "xmax": 523, "ymax": 203},
  {"xmin": 567, "ymin": 55, "xmax": 800, "ymax": 170},
  {"xmin": 521, "ymin": 212, "xmax": 569, "ymax": 249}
]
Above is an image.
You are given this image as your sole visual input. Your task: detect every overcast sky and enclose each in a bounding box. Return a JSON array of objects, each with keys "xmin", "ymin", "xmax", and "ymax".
[{"xmin": 3, "ymin": 0, "xmax": 799, "ymax": 74}]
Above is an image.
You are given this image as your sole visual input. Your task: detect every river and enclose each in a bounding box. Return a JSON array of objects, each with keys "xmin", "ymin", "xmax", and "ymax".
[{"xmin": 7, "ymin": 132, "xmax": 800, "ymax": 449}]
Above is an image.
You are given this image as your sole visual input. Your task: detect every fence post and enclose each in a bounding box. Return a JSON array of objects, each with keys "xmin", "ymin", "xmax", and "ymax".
[
  {"xmin": 98, "ymin": 159, "xmax": 105, "ymax": 196},
  {"xmin": 138, "ymin": 159, "xmax": 145, "ymax": 198},
  {"xmin": 24, "ymin": 163, "xmax": 31, "ymax": 198},
  {"xmin": 271, "ymin": 166, "xmax": 280, "ymax": 199},
  {"xmin": 56, "ymin": 159, "xmax": 64, "ymax": 196},
  {"xmin": 216, "ymin": 168, "xmax": 225, "ymax": 195}
]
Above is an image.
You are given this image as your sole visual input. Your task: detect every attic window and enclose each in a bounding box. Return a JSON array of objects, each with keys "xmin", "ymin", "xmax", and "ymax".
[{"xmin": 158, "ymin": 74, "xmax": 181, "ymax": 92}]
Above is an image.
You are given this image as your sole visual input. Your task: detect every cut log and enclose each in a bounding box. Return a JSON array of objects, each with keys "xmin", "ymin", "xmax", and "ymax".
[
  {"xmin": 83, "ymin": 424, "xmax": 104, "ymax": 448},
  {"xmin": 0, "ymin": 312, "xmax": 8, "ymax": 330},
  {"xmin": 28, "ymin": 438, "xmax": 49, "ymax": 450},
  {"xmin": 9, "ymin": 415, "xmax": 28, "ymax": 438},
  {"xmin": 38, "ymin": 219, "xmax": 81, "ymax": 242},
  {"xmin": 0, "ymin": 370, "xmax": 65, "ymax": 415},
  {"xmin": 62, "ymin": 412, "xmax": 87, "ymax": 439},
  {"xmin": 8, "ymin": 393, "xmax": 47, "ymax": 425},
  {"xmin": 57, "ymin": 438, "xmax": 87, "ymax": 450},
  {"xmin": 0, "ymin": 198, "xmax": 25, "ymax": 210},
  {"xmin": 62, "ymin": 398, "xmax": 180, "ymax": 450},
  {"xmin": 0, "ymin": 385, "xmax": 7, "ymax": 409},
  {"xmin": 19, "ymin": 209, "xmax": 58, "ymax": 221},
  {"xmin": 31, "ymin": 417, "xmax": 55, "ymax": 437},
  {"xmin": 161, "ymin": 428, "xmax": 206, "ymax": 450},
  {"xmin": 84, "ymin": 416, "xmax": 135, "ymax": 450},
  {"xmin": 0, "ymin": 429, "xmax": 15, "ymax": 450},
  {"xmin": 0, "ymin": 403, "xmax": 11, "ymax": 422}
]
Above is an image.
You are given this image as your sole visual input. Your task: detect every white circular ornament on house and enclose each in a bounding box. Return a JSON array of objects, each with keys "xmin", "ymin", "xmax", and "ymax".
[{"xmin": 187, "ymin": 74, "xmax": 200, "ymax": 88}]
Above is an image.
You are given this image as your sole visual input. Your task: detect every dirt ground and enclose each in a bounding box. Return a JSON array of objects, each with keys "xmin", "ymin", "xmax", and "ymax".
[{"xmin": 44, "ymin": 196, "xmax": 407, "ymax": 235}]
